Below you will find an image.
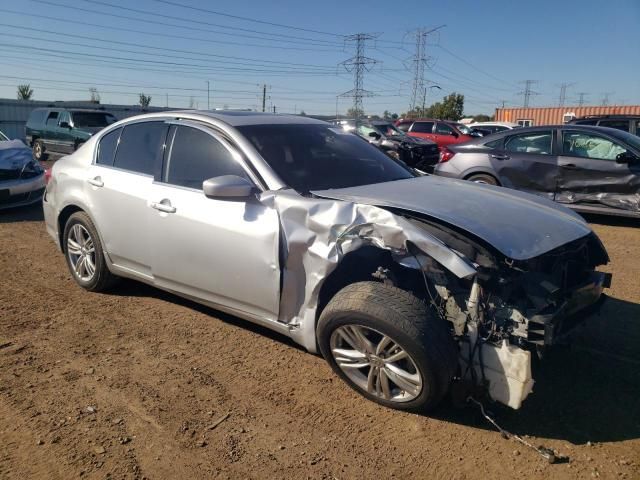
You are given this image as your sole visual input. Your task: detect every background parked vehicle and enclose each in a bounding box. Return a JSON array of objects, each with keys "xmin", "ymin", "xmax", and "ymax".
[
  {"xmin": 0, "ymin": 139, "xmax": 46, "ymax": 209},
  {"xmin": 568, "ymin": 115, "xmax": 640, "ymax": 136},
  {"xmin": 25, "ymin": 108, "xmax": 117, "ymax": 160},
  {"xmin": 394, "ymin": 118, "xmax": 482, "ymax": 149},
  {"xmin": 334, "ymin": 119, "xmax": 440, "ymax": 171},
  {"xmin": 434, "ymin": 125, "xmax": 640, "ymax": 217},
  {"xmin": 468, "ymin": 121, "xmax": 519, "ymax": 136}
]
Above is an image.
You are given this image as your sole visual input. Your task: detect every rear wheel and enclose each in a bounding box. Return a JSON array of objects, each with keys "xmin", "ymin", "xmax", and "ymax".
[
  {"xmin": 32, "ymin": 140, "xmax": 45, "ymax": 161},
  {"xmin": 63, "ymin": 212, "xmax": 119, "ymax": 291},
  {"xmin": 317, "ymin": 281, "xmax": 458, "ymax": 412},
  {"xmin": 466, "ymin": 173, "xmax": 498, "ymax": 185}
]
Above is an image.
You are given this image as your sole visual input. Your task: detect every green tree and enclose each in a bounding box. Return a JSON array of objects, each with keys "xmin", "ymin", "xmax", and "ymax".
[
  {"xmin": 382, "ymin": 110, "xmax": 399, "ymax": 120},
  {"xmin": 471, "ymin": 114, "xmax": 493, "ymax": 122},
  {"xmin": 17, "ymin": 84, "xmax": 33, "ymax": 100},
  {"xmin": 139, "ymin": 93, "xmax": 152, "ymax": 108},
  {"xmin": 346, "ymin": 107, "xmax": 364, "ymax": 119},
  {"xmin": 402, "ymin": 93, "xmax": 465, "ymax": 121}
]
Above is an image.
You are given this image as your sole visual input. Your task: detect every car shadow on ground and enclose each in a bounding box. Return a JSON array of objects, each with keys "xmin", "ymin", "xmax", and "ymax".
[
  {"xmin": 582, "ymin": 213, "xmax": 639, "ymax": 228},
  {"xmin": 0, "ymin": 204, "xmax": 44, "ymax": 223},
  {"xmin": 433, "ymin": 295, "xmax": 640, "ymax": 445}
]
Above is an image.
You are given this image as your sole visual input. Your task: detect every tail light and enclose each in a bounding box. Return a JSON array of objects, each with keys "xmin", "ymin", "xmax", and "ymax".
[
  {"xmin": 439, "ymin": 147, "xmax": 456, "ymax": 163},
  {"xmin": 44, "ymin": 167, "xmax": 52, "ymax": 184}
]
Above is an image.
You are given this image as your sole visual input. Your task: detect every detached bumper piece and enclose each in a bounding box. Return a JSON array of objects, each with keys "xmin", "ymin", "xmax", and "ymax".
[{"xmin": 526, "ymin": 271, "xmax": 611, "ymax": 346}]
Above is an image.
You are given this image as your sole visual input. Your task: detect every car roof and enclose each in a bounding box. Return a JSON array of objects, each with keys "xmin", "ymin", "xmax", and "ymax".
[
  {"xmin": 571, "ymin": 114, "xmax": 639, "ymax": 120},
  {"xmin": 165, "ymin": 110, "xmax": 327, "ymax": 127}
]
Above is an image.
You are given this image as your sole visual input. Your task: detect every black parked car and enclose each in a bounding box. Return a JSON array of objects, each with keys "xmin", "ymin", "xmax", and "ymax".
[
  {"xmin": 433, "ymin": 125, "xmax": 640, "ymax": 218},
  {"xmin": 568, "ymin": 115, "xmax": 640, "ymax": 136},
  {"xmin": 333, "ymin": 120, "xmax": 440, "ymax": 171}
]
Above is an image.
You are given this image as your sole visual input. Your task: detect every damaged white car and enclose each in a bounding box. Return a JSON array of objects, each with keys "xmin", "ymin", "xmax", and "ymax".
[{"xmin": 43, "ymin": 112, "xmax": 611, "ymax": 411}]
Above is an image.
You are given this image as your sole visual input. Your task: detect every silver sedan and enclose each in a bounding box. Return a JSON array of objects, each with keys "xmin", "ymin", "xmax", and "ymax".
[{"xmin": 44, "ymin": 111, "xmax": 611, "ymax": 412}]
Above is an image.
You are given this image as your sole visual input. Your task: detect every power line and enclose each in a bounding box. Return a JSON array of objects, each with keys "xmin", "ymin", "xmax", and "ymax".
[
  {"xmin": 0, "ymin": 8, "xmax": 337, "ymax": 52},
  {"xmin": 577, "ymin": 92, "xmax": 589, "ymax": 107},
  {"xmin": 147, "ymin": 0, "xmax": 340, "ymax": 37},
  {"xmin": 338, "ymin": 33, "xmax": 380, "ymax": 121},
  {"xmin": 518, "ymin": 80, "xmax": 539, "ymax": 107},
  {"xmin": 557, "ymin": 82, "xmax": 575, "ymax": 107},
  {"xmin": 436, "ymin": 45, "xmax": 520, "ymax": 89},
  {"xmin": 601, "ymin": 92, "xmax": 614, "ymax": 106}
]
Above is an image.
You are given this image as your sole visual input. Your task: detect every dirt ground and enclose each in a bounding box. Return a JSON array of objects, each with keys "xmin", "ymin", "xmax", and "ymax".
[{"xmin": 0, "ymin": 204, "xmax": 638, "ymax": 480}]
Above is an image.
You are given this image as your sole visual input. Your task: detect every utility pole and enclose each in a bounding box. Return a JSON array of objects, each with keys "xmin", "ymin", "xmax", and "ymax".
[
  {"xmin": 557, "ymin": 82, "xmax": 575, "ymax": 107},
  {"xmin": 338, "ymin": 33, "xmax": 380, "ymax": 124},
  {"xmin": 577, "ymin": 92, "xmax": 588, "ymax": 107},
  {"xmin": 272, "ymin": 105, "xmax": 276, "ymax": 114},
  {"xmin": 518, "ymin": 80, "xmax": 539, "ymax": 108},
  {"xmin": 335, "ymin": 96, "xmax": 339, "ymax": 119},
  {"xmin": 407, "ymin": 25, "xmax": 445, "ymax": 114},
  {"xmin": 165, "ymin": 93, "xmax": 168, "ymax": 108},
  {"xmin": 262, "ymin": 84, "xmax": 267, "ymax": 112},
  {"xmin": 206, "ymin": 81, "xmax": 210, "ymax": 110}
]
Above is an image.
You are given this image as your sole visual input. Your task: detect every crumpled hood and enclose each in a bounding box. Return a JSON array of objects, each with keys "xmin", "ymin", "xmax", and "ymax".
[
  {"xmin": 395, "ymin": 135, "xmax": 435, "ymax": 146},
  {"xmin": 312, "ymin": 175, "xmax": 593, "ymax": 260},
  {"xmin": 0, "ymin": 139, "xmax": 33, "ymax": 170}
]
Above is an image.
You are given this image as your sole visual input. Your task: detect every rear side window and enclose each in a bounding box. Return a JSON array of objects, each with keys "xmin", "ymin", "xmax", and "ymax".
[
  {"xmin": 485, "ymin": 138, "xmax": 503, "ymax": 148},
  {"xmin": 164, "ymin": 126, "xmax": 248, "ymax": 189},
  {"xmin": 505, "ymin": 131, "xmax": 552, "ymax": 155},
  {"xmin": 598, "ymin": 120, "xmax": 630, "ymax": 132},
  {"xmin": 45, "ymin": 112, "xmax": 59, "ymax": 127},
  {"xmin": 410, "ymin": 122, "xmax": 434, "ymax": 133},
  {"xmin": 96, "ymin": 128, "xmax": 121, "ymax": 166},
  {"xmin": 113, "ymin": 122, "xmax": 166, "ymax": 175}
]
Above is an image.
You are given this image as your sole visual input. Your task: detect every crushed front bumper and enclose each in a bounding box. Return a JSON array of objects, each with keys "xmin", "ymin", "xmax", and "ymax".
[
  {"xmin": 0, "ymin": 173, "xmax": 46, "ymax": 210},
  {"xmin": 526, "ymin": 271, "xmax": 611, "ymax": 346}
]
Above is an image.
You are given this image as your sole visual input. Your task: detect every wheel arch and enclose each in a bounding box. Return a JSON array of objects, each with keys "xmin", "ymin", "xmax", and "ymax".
[
  {"xmin": 462, "ymin": 169, "xmax": 501, "ymax": 185},
  {"xmin": 57, "ymin": 203, "xmax": 108, "ymax": 261}
]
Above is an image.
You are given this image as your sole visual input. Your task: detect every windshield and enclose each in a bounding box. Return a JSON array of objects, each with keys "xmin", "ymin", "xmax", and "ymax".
[
  {"xmin": 608, "ymin": 128, "xmax": 640, "ymax": 152},
  {"xmin": 238, "ymin": 124, "xmax": 415, "ymax": 191},
  {"xmin": 455, "ymin": 123, "xmax": 473, "ymax": 134},
  {"xmin": 374, "ymin": 123, "xmax": 405, "ymax": 137},
  {"xmin": 72, "ymin": 112, "xmax": 117, "ymax": 128}
]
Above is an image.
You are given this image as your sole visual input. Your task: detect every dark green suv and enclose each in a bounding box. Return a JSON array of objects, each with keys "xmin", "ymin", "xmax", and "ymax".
[{"xmin": 25, "ymin": 108, "xmax": 117, "ymax": 160}]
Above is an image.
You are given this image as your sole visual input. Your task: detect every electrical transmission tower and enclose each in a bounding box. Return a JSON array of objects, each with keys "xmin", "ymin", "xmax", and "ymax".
[
  {"xmin": 557, "ymin": 82, "xmax": 575, "ymax": 107},
  {"xmin": 518, "ymin": 80, "xmax": 539, "ymax": 107},
  {"xmin": 407, "ymin": 25, "xmax": 445, "ymax": 113},
  {"xmin": 339, "ymin": 33, "xmax": 380, "ymax": 123},
  {"xmin": 601, "ymin": 92, "xmax": 614, "ymax": 106},
  {"xmin": 577, "ymin": 92, "xmax": 589, "ymax": 107}
]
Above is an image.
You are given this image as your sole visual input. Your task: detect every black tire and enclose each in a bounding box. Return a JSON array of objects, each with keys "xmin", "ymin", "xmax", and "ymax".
[
  {"xmin": 32, "ymin": 140, "xmax": 46, "ymax": 161},
  {"xmin": 317, "ymin": 281, "xmax": 458, "ymax": 412},
  {"xmin": 62, "ymin": 211, "xmax": 119, "ymax": 292},
  {"xmin": 466, "ymin": 173, "xmax": 498, "ymax": 185}
]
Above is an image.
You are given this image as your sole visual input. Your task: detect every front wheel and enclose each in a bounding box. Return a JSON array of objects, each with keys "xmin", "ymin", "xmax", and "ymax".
[
  {"xmin": 317, "ymin": 282, "xmax": 458, "ymax": 412},
  {"xmin": 466, "ymin": 173, "xmax": 498, "ymax": 185},
  {"xmin": 32, "ymin": 140, "xmax": 45, "ymax": 161}
]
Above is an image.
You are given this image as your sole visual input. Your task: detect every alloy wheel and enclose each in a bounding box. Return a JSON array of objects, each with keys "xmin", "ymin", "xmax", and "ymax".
[
  {"xmin": 329, "ymin": 325, "xmax": 423, "ymax": 403},
  {"xmin": 67, "ymin": 224, "xmax": 96, "ymax": 282}
]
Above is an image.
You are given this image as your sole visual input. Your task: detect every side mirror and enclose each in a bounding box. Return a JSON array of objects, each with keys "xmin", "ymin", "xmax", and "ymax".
[
  {"xmin": 368, "ymin": 131, "xmax": 381, "ymax": 140},
  {"xmin": 59, "ymin": 121, "xmax": 71, "ymax": 129},
  {"xmin": 616, "ymin": 152, "xmax": 638, "ymax": 164},
  {"xmin": 203, "ymin": 175, "xmax": 255, "ymax": 199}
]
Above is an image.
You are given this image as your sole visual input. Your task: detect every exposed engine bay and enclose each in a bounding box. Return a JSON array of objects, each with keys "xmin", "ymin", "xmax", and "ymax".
[{"xmin": 392, "ymin": 215, "xmax": 611, "ymax": 408}]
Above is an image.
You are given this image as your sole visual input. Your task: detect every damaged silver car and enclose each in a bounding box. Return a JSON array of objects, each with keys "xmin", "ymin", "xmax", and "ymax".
[{"xmin": 43, "ymin": 112, "xmax": 611, "ymax": 411}]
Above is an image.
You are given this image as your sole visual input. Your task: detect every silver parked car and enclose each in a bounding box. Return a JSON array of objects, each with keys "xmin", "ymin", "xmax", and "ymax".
[
  {"xmin": 434, "ymin": 125, "xmax": 640, "ymax": 217},
  {"xmin": 0, "ymin": 139, "xmax": 46, "ymax": 209},
  {"xmin": 44, "ymin": 111, "xmax": 612, "ymax": 411}
]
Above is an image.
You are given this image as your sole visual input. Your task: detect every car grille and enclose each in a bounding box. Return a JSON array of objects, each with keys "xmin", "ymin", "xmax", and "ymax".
[{"xmin": 0, "ymin": 168, "xmax": 21, "ymax": 181}]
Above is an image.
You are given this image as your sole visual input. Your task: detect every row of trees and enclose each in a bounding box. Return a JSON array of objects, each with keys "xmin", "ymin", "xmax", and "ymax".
[{"xmin": 15, "ymin": 84, "xmax": 153, "ymax": 108}]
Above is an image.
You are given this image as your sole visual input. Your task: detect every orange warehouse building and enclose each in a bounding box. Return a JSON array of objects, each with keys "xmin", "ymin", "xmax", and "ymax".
[{"xmin": 495, "ymin": 105, "xmax": 640, "ymax": 126}]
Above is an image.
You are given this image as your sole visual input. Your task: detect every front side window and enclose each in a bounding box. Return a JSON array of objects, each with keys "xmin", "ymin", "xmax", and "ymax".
[
  {"xmin": 435, "ymin": 123, "xmax": 455, "ymax": 135},
  {"xmin": 164, "ymin": 126, "xmax": 248, "ymax": 189},
  {"xmin": 505, "ymin": 131, "xmax": 552, "ymax": 155},
  {"xmin": 96, "ymin": 128, "xmax": 121, "ymax": 166},
  {"xmin": 58, "ymin": 112, "xmax": 70, "ymax": 126},
  {"xmin": 485, "ymin": 138, "xmax": 503, "ymax": 149},
  {"xmin": 45, "ymin": 112, "xmax": 59, "ymax": 127},
  {"xmin": 113, "ymin": 122, "xmax": 166, "ymax": 175},
  {"xmin": 562, "ymin": 131, "xmax": 626, "ymax": 161},
  {"xmin": 410, "ymin": 122, "xmax": 434, "ymax": 133},
  {"xmin": 356, "ymin": 124, "xmax": 379, "ymax": 139},
  {"xmin": 238, "ymin": 124, "xmax": 413, "ymax": 192}
]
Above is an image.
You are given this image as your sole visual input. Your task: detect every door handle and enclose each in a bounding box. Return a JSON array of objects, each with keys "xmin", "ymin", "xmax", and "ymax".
[
  {"xmin": 87, "ymin": 176, "xmax": 104, "ymax": 187},
  {"xmin": 490, "ymin": 154, "xmax": 510, "ymax": 160},
  {"xmin": 561, "ymin": 163, "xmax": 578, "ymax": 169},
  {"xmin": 151, "ymin": 200, "xmax": 176, "ymax": 214}
]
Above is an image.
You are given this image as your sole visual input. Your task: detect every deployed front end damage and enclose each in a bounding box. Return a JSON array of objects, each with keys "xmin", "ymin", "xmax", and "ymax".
[{"xmin": 262, "ymin": 187, "xmax": 610, "ymax": 410}]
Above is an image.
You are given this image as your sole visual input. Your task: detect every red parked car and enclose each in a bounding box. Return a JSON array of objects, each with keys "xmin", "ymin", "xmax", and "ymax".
[{"xmin": 395, "ymin": 118, "xmax": 481, "ymax": 149}]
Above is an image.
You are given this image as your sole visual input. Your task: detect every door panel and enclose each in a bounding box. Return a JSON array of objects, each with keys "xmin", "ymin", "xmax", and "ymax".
[
  {"xmin": 148, "ymin": 184, "xmax": 281, "ymax": 320},
  {"xmin": 556, "ymin": 130, "xmax": 640, "ymax": 212},
  {"xmin": 86, "ymin": 166, "xmax": 155, "ymax": 277},
  {"xmin": 43, "ymin": 111, "xmax": 61, "ymax": 152},
  {"xmin": 492, "ymin": 130, "xmax": 558, "ymax": 199},
  {"xmin": 57, "ymin": 112, "xmax": 74, "ymax": 154}
]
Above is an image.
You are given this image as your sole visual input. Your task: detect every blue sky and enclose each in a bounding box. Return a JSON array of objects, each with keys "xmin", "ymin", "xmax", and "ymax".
[{"xmin": 0, "ymin": 0, "xmax": 638, "ymax": 115}]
